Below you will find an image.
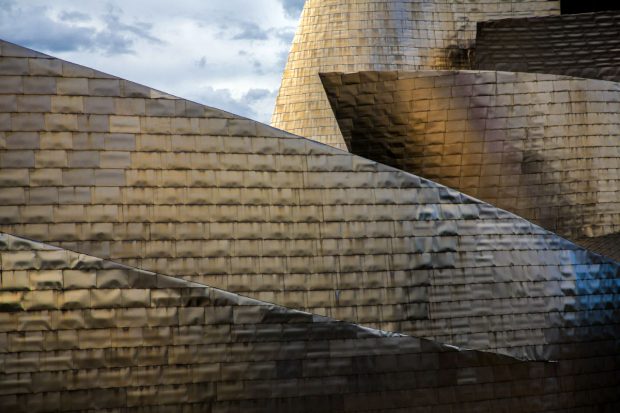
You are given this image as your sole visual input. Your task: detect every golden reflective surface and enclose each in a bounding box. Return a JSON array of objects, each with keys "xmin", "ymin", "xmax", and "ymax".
[
  {"xmin": 0, "ymin": 33, "xmax": 619, "ymax": 411},
  {"xmin": 1, "ymin": 232, "xmax": 618, "ymax": 411},
  {"xmin": 321, "ymin": 70, "xmax": 620, "ymax": 248},
  {"xmin": 272, "ymin": 0, "xmax": 561, "ymax": 149},
  {"xmin": 0, "ymin": 38, "xmax": 618, "ymax": 356},
  {"xmin": 476, "ymin": 11, "xmax": 620, "ymax": 82}
]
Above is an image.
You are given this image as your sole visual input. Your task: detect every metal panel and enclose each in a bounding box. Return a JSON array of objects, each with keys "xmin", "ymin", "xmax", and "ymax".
[
  {"xmin": 0, "ymin": 232, "xmax": 617, "ymax": 411},
  {"xmin": 271, "ymin": 0, "xmax": 560, "ymax": 149},
  {"xmin": 321, "ymin": 70, "xmax": 620, "ymax": 255}
]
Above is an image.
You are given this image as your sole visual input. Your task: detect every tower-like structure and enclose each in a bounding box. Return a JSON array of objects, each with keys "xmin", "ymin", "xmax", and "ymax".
[{"xmin": 272, "ymin": 0, "xmax": 561, "ymax": 150}]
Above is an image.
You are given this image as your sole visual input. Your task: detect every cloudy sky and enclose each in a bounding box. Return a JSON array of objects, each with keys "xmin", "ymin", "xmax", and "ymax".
[{"xmin": 0, "ymin": 0, "xmax": 305, "ymax": 123}]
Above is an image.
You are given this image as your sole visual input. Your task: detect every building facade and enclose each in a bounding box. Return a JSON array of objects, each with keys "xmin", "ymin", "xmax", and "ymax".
[{"xmin": 0, "ymin": 1, "xmax": 619, "ymax": 411}]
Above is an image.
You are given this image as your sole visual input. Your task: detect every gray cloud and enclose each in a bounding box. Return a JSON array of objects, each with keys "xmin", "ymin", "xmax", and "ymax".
[
  {"xmin": 102, "ymin": 7, "xmax": 161, "ymax": 45},
  {"xmin": 244, "ymin": 88, "xmax": 276, "ymax": 103},
  {"xmin": 197, "ymin": 87, "xmax": 276, "ymax": 121},
  {"xmin": 280, "ymin": 0, "xmax": 305, "ymax": 18},
  {"xmin": 59, "ymin": 10, "xmax": 91, "ymax": 22},
  {"xmin": 231, "ymin": 22, "xmax": 270, "ymax": 41},
  {"xmin": 0, "ymin": 0, "xmax": 298, "ymax": 123},
  {"xmin": 0, "ymin": 1, "xmax": 161, "ymax": 55},
  {"xmin": 218, "ymin": 20, "xmax": 295, "ymax": 44},
  {"xmin": 273, "ymin": 28, "xmax": 296, "ymax": 44},
  {"xmin": 196, "ymin": 56, "xmax": 208, "ymax": 68}
]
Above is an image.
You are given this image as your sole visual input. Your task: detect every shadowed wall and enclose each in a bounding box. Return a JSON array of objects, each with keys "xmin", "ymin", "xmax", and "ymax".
[
  {"xmin": 322, "ymin": 70, "xmax": 620, "ymax": 254},
  {"xmin": 475, "ymin": 11, "xmax": 620, "ymax": 82},
  {"xmin": 1, "ymin": 232, "xmax": 619, "ymax": 411}
]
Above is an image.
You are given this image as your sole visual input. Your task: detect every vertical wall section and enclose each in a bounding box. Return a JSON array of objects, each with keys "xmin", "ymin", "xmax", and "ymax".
[{"xmin": 272, "ymin": 0, "xmax": 560, "ymax": 150}]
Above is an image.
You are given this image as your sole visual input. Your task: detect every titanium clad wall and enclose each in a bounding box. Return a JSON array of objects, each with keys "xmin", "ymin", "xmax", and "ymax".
[
  {"xmin": 1, "ymin": 232, "xmax": 619, "ymax": 412},
  {"xmin": 271, "ymin": 0, "xmax": 561, "ymax": 150},
  {"xmin": 0, "ymin": 40, "xmax": 619, "ymax": 359},
  {"xmin": 578, "ymin": 233, "xmax": 620, "ymax": 262},
  {"xmin": 321, "ymin": 70, "xmax": 620, "ymax": 251},
  {"xmin": 475, "ymin": 10, "xmax": 620, "ymax": 82}
]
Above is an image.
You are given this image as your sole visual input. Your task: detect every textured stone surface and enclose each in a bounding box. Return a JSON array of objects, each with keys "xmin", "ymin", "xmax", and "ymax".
[
  {"xmin": 475, "ymin": 10, "xmax": 620, "ymax": 82},
  {"xmin": 0, "ymin": 232, "xmax": 618, "ymax": 412},
  {"xmin": 321, "ymin": 70, "xmax": 620, "ymax": 246},
  {"xmin": 0, "ymin": 40, "xmax": 618, "ymax": 362},
  {"xmin": 272, "ymin": 0, "xmax": 560, "ymax": 149}
]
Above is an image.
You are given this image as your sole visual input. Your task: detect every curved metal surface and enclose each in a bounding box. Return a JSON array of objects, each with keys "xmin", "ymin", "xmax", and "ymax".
[
  {"xmin": 321, "ymin": 70, "xmax": 620, "ymax": 247},
  {"xmin": 271, "ymin": 0, "xmax": 560, "ymax": 150},
  {"xmin": 0, "ymin": 40, "xmax": 618, "ymax": 363},
  {"xmin": 475, "ymin": 10, "xmax": 620, "ymax": 82},
  {"xmin": 1, "ymin": 232, "xmax": 618, "ymax": 411}
]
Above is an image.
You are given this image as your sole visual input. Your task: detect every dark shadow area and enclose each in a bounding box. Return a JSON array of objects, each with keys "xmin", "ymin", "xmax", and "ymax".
[{"xmin": 561, "ymin": 0, "xmax": 620, "ymax": 14}]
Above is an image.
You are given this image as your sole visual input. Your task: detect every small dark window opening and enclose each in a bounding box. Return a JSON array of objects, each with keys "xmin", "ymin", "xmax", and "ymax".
[{"xmin": 561, "ymin": 0, "xmax": 620, "ymax": 14}]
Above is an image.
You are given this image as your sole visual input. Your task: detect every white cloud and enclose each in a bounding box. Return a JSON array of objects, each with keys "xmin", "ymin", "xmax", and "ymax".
[{"xmin": 0, "ymin": 0, "xmax": 303, "ymax": 123}]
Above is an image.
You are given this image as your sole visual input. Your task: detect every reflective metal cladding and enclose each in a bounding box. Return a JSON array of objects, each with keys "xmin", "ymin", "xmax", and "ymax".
[
  {"xmin": 0, "ymin": 0, "xmax": 619, "ymax": 409},
  {"xmin": 321, "ymin": 70, "xmax": 620, "ymax": 255},
  {"xmin": 475, "ymin": 10, "xmax": 620, "ymax": 81},
  {"xmin": 0, "ymin": 39, "xmax": 618, "ymax": 359},
  {"xmin": 1, "ymin": 231, "xmax": 618, "ymax": 412},
  {"xmin": 271, "ymin": 0, "xmax": 561, "ymax": 149}
]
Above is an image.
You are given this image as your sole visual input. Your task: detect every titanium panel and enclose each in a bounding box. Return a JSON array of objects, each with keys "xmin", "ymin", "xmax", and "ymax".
[
  {"xmin": 271, "ymin": 0, "xmax": 561, "ymax": 149},
  {"xmin": 321, "ymin": 70, "xmax": 620, "ymax": 250},
  {"xmin": 475, "ymin": 10, "xmax": 620, "ymax": 82},
  {"xmin": 0, "ymin": 39, "xmax": 619, "ymax": 361},
  {"xmin": 0, "ymin": 232, "xmax": 619, "ymax": 411}
]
